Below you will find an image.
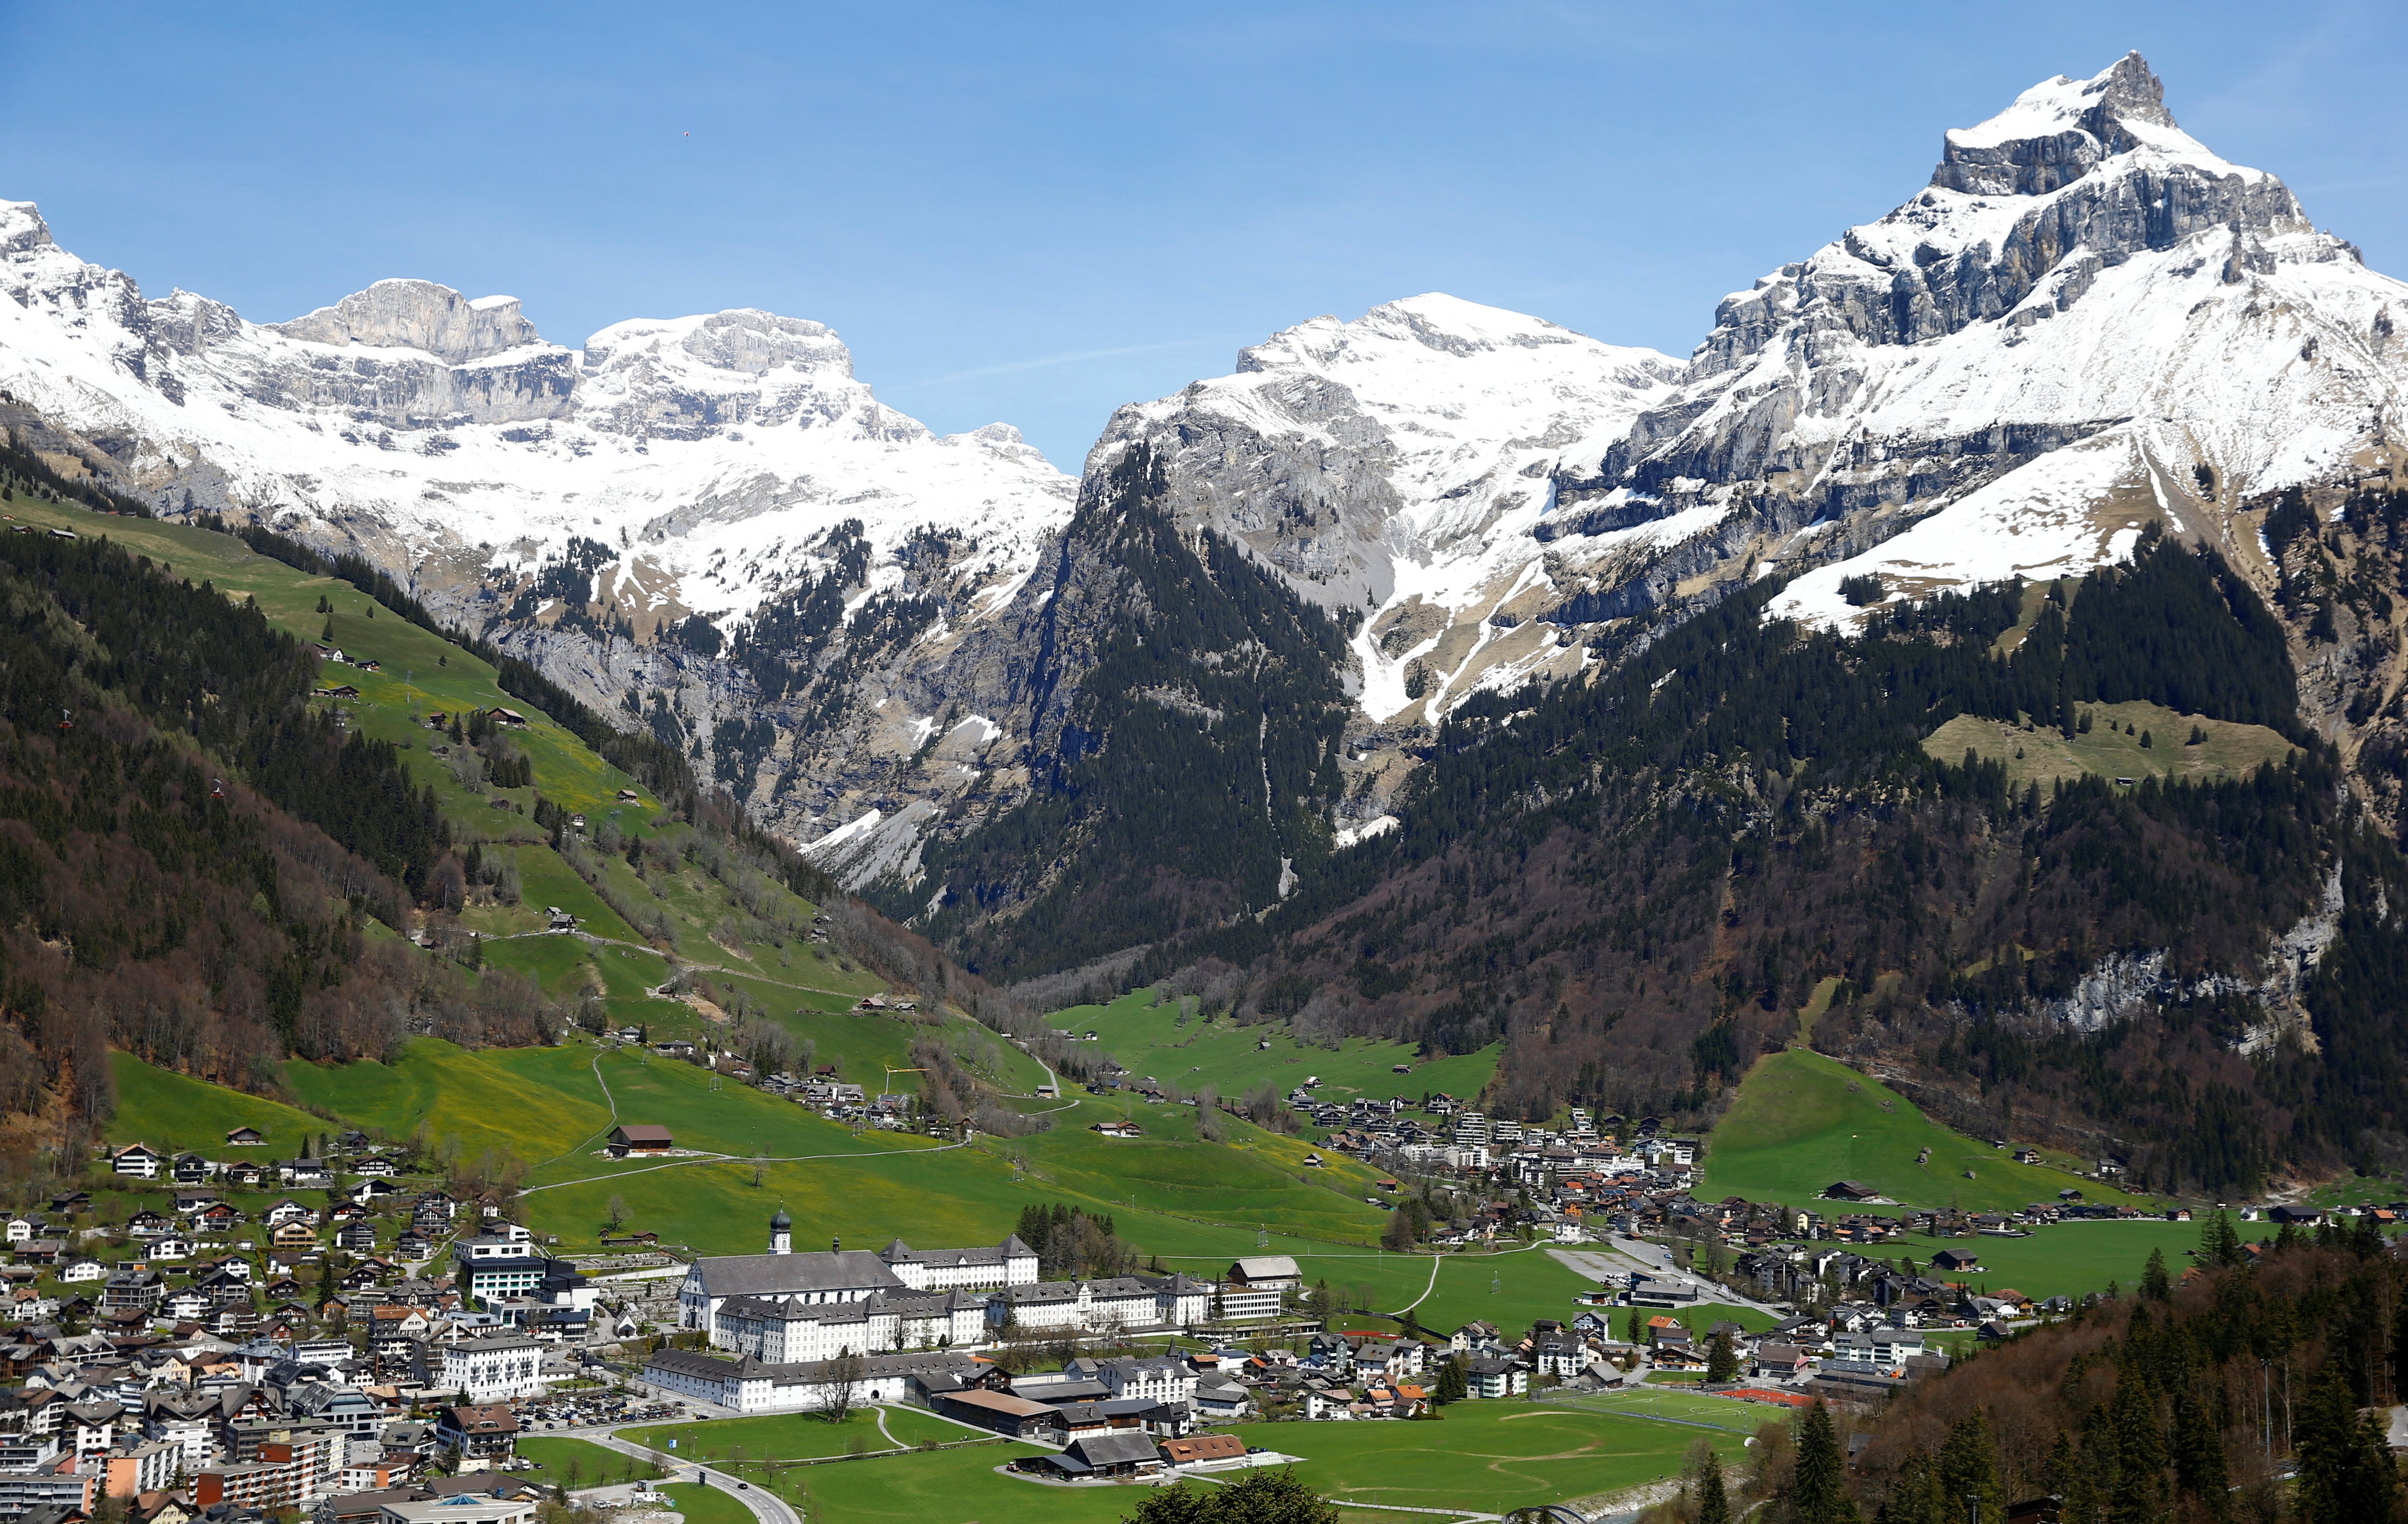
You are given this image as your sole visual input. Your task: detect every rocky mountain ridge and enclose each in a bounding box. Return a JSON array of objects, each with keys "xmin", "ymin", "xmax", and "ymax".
[{"xmin": 6, "ymin": 53, "xmax": 2408, "ymax": 990}]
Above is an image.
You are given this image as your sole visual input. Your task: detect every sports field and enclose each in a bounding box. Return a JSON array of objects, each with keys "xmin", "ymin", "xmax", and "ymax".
[
  {"xmin": 634, "ymin": 1395, "xmax": 1749, "ymax": 1522},
  {"xmin": 1229, "ymin": 1398, "xmax": 1753, "ymax": 1513},
  {"xmin": 1700, "ymin": 1048, "xmax": 2159, "ymax": 1215}
]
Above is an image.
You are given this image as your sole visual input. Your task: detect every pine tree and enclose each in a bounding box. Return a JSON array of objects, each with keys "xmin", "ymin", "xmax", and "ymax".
[
  {"xmin": 1935, "ymin": 1410, "xmax": 2004, "ymax": 1524},
  {"xmin": 1694, "ymin": 1446, "xmax": 1731, "ymax": 1524},
  {"xmin": 2140, "ymin": 1248, "xmax": 2171, "ymax": 1301},
  {"xmin": 1793, "ymin": 1402, "xmax": 1861, "ymax": 1524},
  {"xmin": 2295, "ymin": 1365, "xmax": 2399, "ymax": 1523},
  {"xmin": 1706, "ymin": 1326, "xmax": 1739, "ymax": 1383},
  {"xmin": 2170, "ymin": 1393, "xmax": 2228, "ymax": 1519},
  {"xmin": 2108, "ymin": 1367, "xmax": 2163, "ymax": 1524},
  {"xmin": 1872, "ymin": 1453, "xmax": 1942, "ymax": 1524},
  {"xmin": 2197, "ymin": 1209, "xmax": 2243, "ymax": 1269},
  {"xmin": 1433, "ymin": 1355, "xmax": 1466, "ymax": 1406}
]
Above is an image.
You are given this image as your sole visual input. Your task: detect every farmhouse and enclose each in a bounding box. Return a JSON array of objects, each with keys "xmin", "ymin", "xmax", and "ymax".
[
  {"xmin": 225, "ymin": 1127, "xmax": 265, "ymax": 1146},
  {"xmin": 1226, "ymin": 1255, "xmax": 1301, "ymax": 1290},
  {"xmin": 1823, "ymin": 1181, "xmax": 1883, "ymax": 1202},
  {"xmin": 608, "ymin": 1125, "xmax": 674, "ymax": 1156}
]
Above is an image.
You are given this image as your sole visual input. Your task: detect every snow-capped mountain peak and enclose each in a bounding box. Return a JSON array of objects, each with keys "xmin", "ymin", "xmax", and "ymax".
[
  {"xmin": 1091, "ymin": 292, "xmax": 1683, "ymax": 727},
  {"xmin": 0, "ymin": 201, "xmax": 1074, "ymax": 636},
  {"xmin": 1542, "ymin": 53, "xmax": 2407, "ymax": 634}
]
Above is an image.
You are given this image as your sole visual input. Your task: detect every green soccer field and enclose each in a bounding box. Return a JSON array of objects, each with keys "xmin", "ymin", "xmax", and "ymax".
[{"xmin": 1229, "ymin": 1399, "xmax": 1754, "ymax": 1513}]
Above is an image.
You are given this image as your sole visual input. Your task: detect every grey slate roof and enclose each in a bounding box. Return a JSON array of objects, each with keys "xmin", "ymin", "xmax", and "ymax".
[
  {"xmin": 688, "ymin": 1249, "xmax": 904, "ymax": 1299},
  {"xmin": 1064, "ymin": 1430, "xmax": 1162, "ymax": 1468}
]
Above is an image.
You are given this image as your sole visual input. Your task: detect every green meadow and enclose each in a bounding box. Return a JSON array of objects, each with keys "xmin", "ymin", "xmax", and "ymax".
[
  {"xmin": 1887, "ymin": 1219, "xmax": 2214, "ymax": 1303},
  {"xmin": 1699, "ymin": 1048, "xmax": 2159, "ymax": 1216},
  {"xmin": 1047, "ymin": 987, "xmax": 1500, "ymax": 1114},
  {"xmin": 105, "ymin": 1052, "xmax": 328, "ymax": 1156},
  {"xmin": 1924, "ymin": 698, "xmax": 2296, "ymax": 791}
]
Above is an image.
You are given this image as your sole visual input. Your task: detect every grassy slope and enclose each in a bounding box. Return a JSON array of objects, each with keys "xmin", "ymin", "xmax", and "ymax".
[
  {"xmin": 105, "ymin": 1052, "xmax": 327, "ymax": 1156},
  {"xmin": 1922, "ymin": 699, "xmax": 2293, "ymax": 790},
  {"xmin": 1701, "ymin": 1049, "xmax": 2160, "ymax": 1215},
  {"xmin": 5, "ymin": 494, "xmax": 876, "ymax": 1055},
  {"xmin": 1050, "ymin": 988, "xmax": 1500, "ymax": 1112}
]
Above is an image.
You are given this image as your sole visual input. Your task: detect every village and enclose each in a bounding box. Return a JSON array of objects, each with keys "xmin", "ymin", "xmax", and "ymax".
[{"xmin": 0, "ymin": 1087, "xmax": 2387, "ymax": 1521}]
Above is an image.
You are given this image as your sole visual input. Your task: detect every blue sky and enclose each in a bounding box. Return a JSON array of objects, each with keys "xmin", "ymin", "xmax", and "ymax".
[{"xmin": 4, "ymin": 2, "xmax": 2402, "ymax": 468}]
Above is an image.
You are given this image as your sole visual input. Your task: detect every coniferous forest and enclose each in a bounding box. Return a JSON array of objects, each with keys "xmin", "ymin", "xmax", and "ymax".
[{"xmin": 1165, "ymin": 525, "xmax": 2408, "ymax": 1196}]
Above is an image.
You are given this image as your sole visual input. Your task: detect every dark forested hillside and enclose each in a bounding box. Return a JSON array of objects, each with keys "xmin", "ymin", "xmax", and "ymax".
[
  {"xmin": 1820, "ymin": 1222, "xmax": 2406, "ymax": 1524},
  {"xmin": 895, "ymin": 444, "xmax": 1356, "ymax": 981},
  {"xmin": 0, "ymin": 530, "xmax": 554, "ymax": 1142},
  {"xmin": 1180, "ymin": 529, "xmax": 2408, "ymax": 1195}
]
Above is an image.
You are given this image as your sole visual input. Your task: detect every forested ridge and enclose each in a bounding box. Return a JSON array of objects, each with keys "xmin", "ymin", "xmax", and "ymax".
[
  {"xmin": 0, "ymin": 529, "xmax": 557, "ymax": 1149},
  {"xmin": 1146, "ymin": 528, "xmax": 2408, "ymax": 1195},
  {"xmin": 1678, "ymin": 1219, "xmax": 2408, "ymax": 1524}
]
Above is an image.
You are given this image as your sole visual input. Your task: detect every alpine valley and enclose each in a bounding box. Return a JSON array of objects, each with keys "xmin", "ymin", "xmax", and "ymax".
[{"xmin": 9, "ymin": 53, "xmax": 2408, "ymax": 1195}]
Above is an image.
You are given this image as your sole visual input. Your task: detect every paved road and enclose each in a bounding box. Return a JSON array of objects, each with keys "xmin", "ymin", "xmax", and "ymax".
[{"xmin": 587, "ymin": 1430, "xmax": 802, "ymax": 1524}]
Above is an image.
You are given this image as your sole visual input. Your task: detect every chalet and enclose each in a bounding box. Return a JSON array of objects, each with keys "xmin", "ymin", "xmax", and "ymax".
[
  {"xmin": 171, "ymin": 1153, "xmax": 215, "ymax": 1185},
  {"xmin": 485, "ymin": 708, "xmax": 529, "ymax": 728},
  {"xmin": 433, "ymin": 1404, "xmax": 520, "ymax": 1460},
  {"xmin": 1823, "ymin": 1181, "xmax": 1882, "ymax": 1202},
  {"xmin": 319, "ymin": 684, "xmax": 362, "ymax": 700},
  {"xmin": 224, "ymin": 1126, "xmax": 265, "ymax": 1147},
  {"xmin": 1089, "ymin": 1121, "xmax": 1145, "ymax": 1140},
  {"xmin": 111, "ymin": 1144, "xmax": 165, "ymax": 1180},
  {"xmin": 610, "ymin": 1125, "xmax": 674, "ymax": 1156},
  {"xmin": 1929, "ymin": 1248, "xmax": 1985, "ymax": 1274}
]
